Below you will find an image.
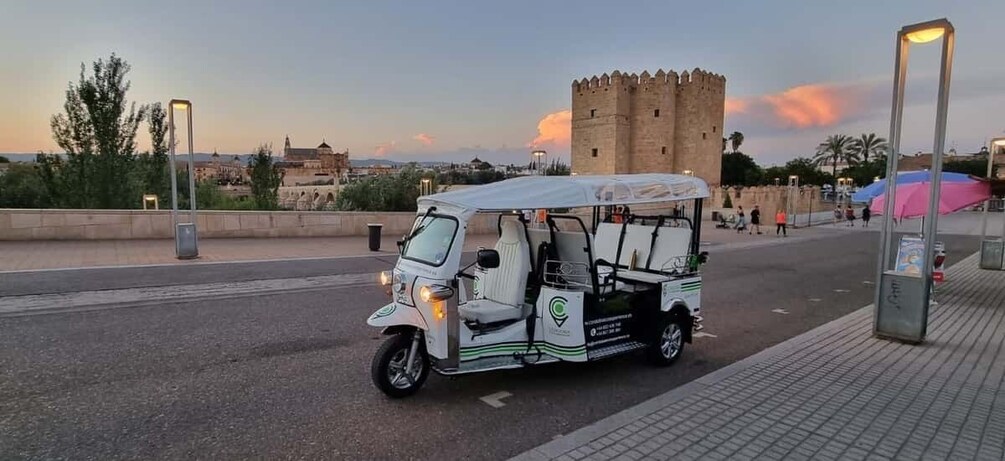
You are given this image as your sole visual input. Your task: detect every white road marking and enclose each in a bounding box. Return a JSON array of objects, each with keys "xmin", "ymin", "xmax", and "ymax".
[
  {"xmin": 834, "ymin": 289, "xmax": 851, "ymax": 293},
  {"xmin": 862, "ymin": 280, "xmax": 875, "ymax": 285},
  {"xmin": 771, "ymin": 308, "xmax": 789, "ymax": 315},
  {"xmin": 808, "ymin": 298, "xmax": 822, "ymax": 303},
  {"xmin": 479, "ymin": 391, "xmax": 512, "ymax": 408},
  {"xmin": 0, "ymin": 273, "xmax": 374, "ymax": 315},
  {"xmin": 693, "ymin": 332, "xmax": 718, "ymax": 338}
]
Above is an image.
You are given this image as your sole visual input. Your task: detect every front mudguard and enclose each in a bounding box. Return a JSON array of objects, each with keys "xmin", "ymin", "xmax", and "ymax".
[{"xmin": 367, "ymin": 303, "xmax": 428, "ymax": 332}]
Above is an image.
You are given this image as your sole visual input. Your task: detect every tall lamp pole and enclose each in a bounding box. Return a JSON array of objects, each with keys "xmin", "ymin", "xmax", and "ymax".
[
  {"xmin": 874, "ymin": 18, "xmax": 954, "ymax": 343},
  {"xmin": 979, "ymin": 137, "xmax": 1005, "ymax": 269},
  {"xmin": 168, "ymin": 99, "xmax": 199, "ymax": 259},
  {"xmin": 532, "ymin": 150, "xmax": 547, "ymax": 176}
]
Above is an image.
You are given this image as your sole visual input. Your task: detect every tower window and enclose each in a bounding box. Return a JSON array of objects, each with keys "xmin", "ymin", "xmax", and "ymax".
[
  {"xmin": 702, "ymin": 132, "xmax": 707, "ymax": 140},
  {"xmin": 712, "ymin": 126, "xmax": 716, "ymax": 133},
  {"xmin": 661, "ymin": 146, "xmax": 667, "ymax": 155},
  {"xmin": 654, "ymin": 109, "xmax": 660, "ymax": 117},
  {"xmin": 592, "ymin": 148, "xmax": 598, "ymax": 157},
  {"xmin": 590, "ymin": 109, "xmax": 596, "ymax": 118}
]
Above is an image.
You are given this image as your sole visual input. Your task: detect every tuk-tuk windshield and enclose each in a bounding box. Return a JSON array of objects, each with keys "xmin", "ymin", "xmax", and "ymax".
[{"xmin": 401, "ymin": 215, "xmax": 458, "ymax": 267}]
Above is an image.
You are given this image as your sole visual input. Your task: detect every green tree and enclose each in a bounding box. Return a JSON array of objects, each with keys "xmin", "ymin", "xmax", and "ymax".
[
  {"xmin": 728, "ymin": 131, "xmax": 744, "ymax": 153},
  {"xmin": 136, "ymin": 102, "xmax": 170, "ymax": 204},
  {"xmin": 336, "ymin": 167, "xmax": 436, "ymax": 211},
  {"xmin": 780, "ymin": 157, "xmax": 834, "ymax": 186},
  {"xmin": 248, "ymin": 144, "xmax": 283, "ymax": 210},
  {"xmin": 49, "ymin": 53, "xmax": 147, "ymax": 209},
  {"xmin": 0, "ymin": 163, "xmax": 50, "ymax": 208},
  {"xmin": 944, "ymin": 157, "xmax": 995, "ymax": 177},
  {"xmin": 721, "ymin": 151, "xmax": 762, "ymax": 186},
  {"xmin": 813, "ymin": 134, "xmax": 856, "ymax": 179},
  {"xmin": 841, "ymin": 156, "xmax": 887, "ymax": 187},
  {"xmin": 849, "ymin": 133, "xmax": 888, "ymax": 164},
  {"xmin": 722, "ymin": 193, "xmax": 733, "ymax": 209},
  {"xmin": 0, "ymin": 155, "xmax": 9, "ymax": 163},
  {"xmin": 546, "ymin": 159, "xmax": 571, "ymax": 176}
]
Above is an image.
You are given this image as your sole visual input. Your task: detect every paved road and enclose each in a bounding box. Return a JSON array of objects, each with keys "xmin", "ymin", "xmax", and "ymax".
[{"xmin": 0, "ymin": 230, "xmax": 979, "ymax": 460}]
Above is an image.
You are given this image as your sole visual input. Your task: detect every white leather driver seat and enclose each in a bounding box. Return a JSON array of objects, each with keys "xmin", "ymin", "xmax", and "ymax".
[{"xmin": 459, "ymin": 220, "xmax": 532, "ymax": 324}]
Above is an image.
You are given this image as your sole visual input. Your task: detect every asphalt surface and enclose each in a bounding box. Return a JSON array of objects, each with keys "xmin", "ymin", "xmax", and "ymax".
[{"xmin": 0, "ymin": 230, "xmax": 979, "ymax": 460}]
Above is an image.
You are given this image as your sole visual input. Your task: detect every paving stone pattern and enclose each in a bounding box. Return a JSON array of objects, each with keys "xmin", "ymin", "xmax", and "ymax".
[{"xmin": 517, "ymin": 253, "xmax": 1005, "ymax": 461}]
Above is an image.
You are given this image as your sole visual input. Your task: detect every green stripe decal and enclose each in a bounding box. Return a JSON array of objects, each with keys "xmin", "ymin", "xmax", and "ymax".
[
  {"xmin": 461, "ymin": 341, "xmax": 584, "ymax": 353},
  {"xmin": 460, "ymin": 342, "xmax": 586, "ymax": 358}
]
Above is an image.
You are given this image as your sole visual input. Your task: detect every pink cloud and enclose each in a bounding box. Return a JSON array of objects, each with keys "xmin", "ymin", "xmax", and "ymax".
[
  {"xmin": 529, "ymin": 109, "xmax": 572, "ymax": 148},
  {"xmin": 412, "ymin": 133, "xmax": 436, "ymax": 146},
  {"xmin": 374, "ymin": 141, "xmax": 396, "ymax": 157},
  {"xmin": 728, "ymin": 82, "xmax": 873, "ymax": 129}
]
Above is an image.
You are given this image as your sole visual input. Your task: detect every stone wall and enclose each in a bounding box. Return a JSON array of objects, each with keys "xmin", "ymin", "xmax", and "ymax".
[
  {"xmin": 0, "ymin": 209, "xmax": 500, "ymax": 240},
  {"xmin": 706, "ymin": 186, "xmax": 826, "ymax": 218}
]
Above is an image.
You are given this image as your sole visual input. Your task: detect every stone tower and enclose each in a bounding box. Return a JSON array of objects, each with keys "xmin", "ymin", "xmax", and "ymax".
[{"xmin": 570, "ymin": 68, "xmax": 725, "ymax": 184}]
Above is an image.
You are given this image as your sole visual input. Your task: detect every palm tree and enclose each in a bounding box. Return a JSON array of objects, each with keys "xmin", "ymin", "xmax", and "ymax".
[
  {"xmin": 849, "ymin": 133, "xmax": 888, "ymax": 164},
  {"xmin": 728, "ymin": 131, "xmax": 744, "ymax": 153},
  {"xmin": 813, "ymin": 134, "xmax": 856, "ymax": 178}
]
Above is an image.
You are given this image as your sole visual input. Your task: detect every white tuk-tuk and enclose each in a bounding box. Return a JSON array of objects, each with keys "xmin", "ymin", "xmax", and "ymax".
[{"xmin": 367, "ymin": 174, "xmax": 709, "ymax": 397}]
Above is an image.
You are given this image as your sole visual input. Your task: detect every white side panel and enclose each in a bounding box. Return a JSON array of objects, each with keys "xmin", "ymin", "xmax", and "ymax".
[
  {"xmin": 539, "ymin": 287, "xmax": 588, "ymax": 362},
  {"xmin": 661, "ymin": 276, "xmax": 701, "ymax": 315}
]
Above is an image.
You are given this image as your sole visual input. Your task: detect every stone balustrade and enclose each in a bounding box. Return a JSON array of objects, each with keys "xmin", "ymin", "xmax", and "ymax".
[{"xmin": 0, "ymin": 209, "xmax": 500, "ymax": 240}]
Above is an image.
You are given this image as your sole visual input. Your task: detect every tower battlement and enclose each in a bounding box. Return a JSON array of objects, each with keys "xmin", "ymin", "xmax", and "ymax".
[
  {"xmin": 572, "ymin": 68, "xmax": 725, "ymax": 93},
  {"xmin": 570, "ymin": 67, "xmax": 726, "ymax": 184}
]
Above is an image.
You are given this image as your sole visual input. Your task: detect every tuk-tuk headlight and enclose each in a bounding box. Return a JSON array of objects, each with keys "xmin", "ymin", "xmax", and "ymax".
[
  {"xmin": 379, "ymin": 270, "xmax": 392, "ymax": 286},
  {"xmin": 419, "ymin": 284, "xmax": 454, "ymax": 303}
]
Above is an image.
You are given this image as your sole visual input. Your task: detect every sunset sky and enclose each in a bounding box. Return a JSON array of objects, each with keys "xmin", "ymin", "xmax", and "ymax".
[{"xmin": 1, "ymin": 0, "xmax": 1004, "ymax": 165}]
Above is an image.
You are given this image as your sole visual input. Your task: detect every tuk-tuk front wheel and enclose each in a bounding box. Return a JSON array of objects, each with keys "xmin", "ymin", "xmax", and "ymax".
[
  {"xmin": 371, "ymin": 331, "xmax": 429, "ymax": 398},
  {"xmin": 647, "ymin": 315, "xmax": 685, "ymax": 366}
]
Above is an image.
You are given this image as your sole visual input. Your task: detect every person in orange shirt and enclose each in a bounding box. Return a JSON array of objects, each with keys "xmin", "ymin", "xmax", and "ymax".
[
  {"xmin": 775, "ymin": 209, "xmax": 787, "ymax": 237},
  {"xmin": 536, "ymin": 208, "xmax": 548, "ymax": 228}
]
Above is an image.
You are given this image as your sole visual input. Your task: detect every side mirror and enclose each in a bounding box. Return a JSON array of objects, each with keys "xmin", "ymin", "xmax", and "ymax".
[{"xmin": 477, "ymin": 249, "xmax": 500, "ymax": 269}]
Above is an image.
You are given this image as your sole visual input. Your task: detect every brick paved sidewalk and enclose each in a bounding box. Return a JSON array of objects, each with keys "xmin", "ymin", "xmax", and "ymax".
[{"xmin": 513, "ymin": 252, "xmax": 1005, "ymax": 461}]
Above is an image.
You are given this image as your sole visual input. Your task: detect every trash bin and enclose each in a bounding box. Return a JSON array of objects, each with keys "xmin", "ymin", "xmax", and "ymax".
[
  {"xmin": 175, "ymin": 222, "xmax": 198, "ymax": 259},
  {"xmin": 711, "ymin": 211, "xmax": 720, "ymax": 222},
  {"xmin": 367, "ymin": 223, "xmax": 383, "ymax": 251}
]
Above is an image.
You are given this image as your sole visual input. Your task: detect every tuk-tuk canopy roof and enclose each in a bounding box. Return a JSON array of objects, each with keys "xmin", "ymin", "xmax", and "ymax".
[{"xmin": 418, "ymin": 174, "xmax": 709, "ymax": 218}]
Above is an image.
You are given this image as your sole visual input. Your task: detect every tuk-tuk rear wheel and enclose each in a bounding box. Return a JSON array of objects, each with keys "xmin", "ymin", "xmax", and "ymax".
[
  {"xmin": 371, "ymin": 331, "xmax": 429, "ymax": 398},
  {"xmin": 647, "ymin": 315, "xmax": 685, "ymax": 366}
]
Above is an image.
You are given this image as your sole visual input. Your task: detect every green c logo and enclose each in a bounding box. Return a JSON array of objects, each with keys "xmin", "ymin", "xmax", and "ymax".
[
  {"xmin": 549, "ymin": 297, "xmax": 569, "ymax": 327},
  {"xmin": 372, "ymin": 304, "xmax": 396, "ymax": 319}
]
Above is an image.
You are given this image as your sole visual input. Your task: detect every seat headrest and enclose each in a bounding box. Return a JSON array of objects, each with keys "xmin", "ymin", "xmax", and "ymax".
[{"xmin": 499, "ymin": 220, "xmax": 526, "ymax": 244}]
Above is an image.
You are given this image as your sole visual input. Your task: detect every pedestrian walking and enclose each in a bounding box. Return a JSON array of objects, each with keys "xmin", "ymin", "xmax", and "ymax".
[
  {"xmin": 735, "ymin": 206, "xmax": 747, "ymax": 233},
  {"xmin": 862, "ymin": 205, "xmax": 871, "ymax": 227},
  {"xmin": 845, "ymin": 205, "xmax": 856, "ymax": 227},
  {"xmin": 775, "ymin": 209, "xmax": 787, "ymax": 237},
  {"xmin": 749, "ymin": 204, "xmax": 762, "ymax": 235},
  {"xmin": 833, "ymin": 206, "xmax": 843, "ymax": 226}
]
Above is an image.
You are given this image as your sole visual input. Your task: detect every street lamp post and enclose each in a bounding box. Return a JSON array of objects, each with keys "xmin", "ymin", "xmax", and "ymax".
[
  {"xmin": 979, "ymin": 137, "xmax": 1005, "ymax": 269},
  {"xmin": 168, "ymin": 99, "xmax": 198, "ymax": 259},
  {"xmin": 874, "ymin": 18, "xmax": 955, "ymax": 344},
  {"xmin": 532, "ymin": 150, "xmax": 547, "ymax": 176},
  {"xmin": 787, "ymin": 175, "xmax": 799, "ymax": 227}
]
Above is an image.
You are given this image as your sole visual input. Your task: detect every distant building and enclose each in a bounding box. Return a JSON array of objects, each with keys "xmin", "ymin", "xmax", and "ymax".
[
  {"xmin": 280, "ymin": 136, "xmax": 351, "ymax": 186},
  {"xmin": 176, "ymin": 151, "xmax": 247, "ymax": 184},
  {"xmin": 897, "ymin": 150, "xmax": 1004, "ymax": 176}
]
